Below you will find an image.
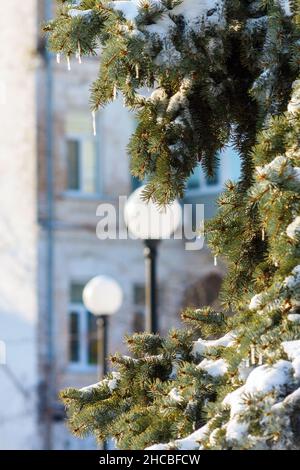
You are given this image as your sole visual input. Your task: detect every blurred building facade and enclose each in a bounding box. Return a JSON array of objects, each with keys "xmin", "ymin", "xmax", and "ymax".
[{"xmin": 0, "ymin": 0, "xmax": 240, "ymax": 450}]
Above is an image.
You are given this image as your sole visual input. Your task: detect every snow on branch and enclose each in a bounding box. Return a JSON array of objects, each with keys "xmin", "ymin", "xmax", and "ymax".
[
  {"xmin": 192, "ymin": 332, "xmax": 236, "ymax": 356},
  {"xmin": 110, "ymin": 0, "xmax": 224, "ymax": 31},
  {"xmin": 80, "ymin": 372, "xmax": 121, "ymax": 394},
  {"xmin": 147, "ymin": 332, "xmax": 300, "ymax": 449}
]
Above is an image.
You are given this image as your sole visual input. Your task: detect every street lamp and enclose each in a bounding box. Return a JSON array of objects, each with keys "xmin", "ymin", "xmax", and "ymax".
[
  {"xmin": 83, "ymin": 275, "xmax": 122, "ymax": 451},
  {"xmin": 82, "ymin": 275, "xmax": 123, "ymax": 378},
  {"xmin": 124, "ymin": 185, "xmax": 181, "ymax": 333}
]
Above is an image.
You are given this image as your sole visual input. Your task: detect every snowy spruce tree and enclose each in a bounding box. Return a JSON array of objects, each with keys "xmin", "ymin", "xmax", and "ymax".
[{"xmin": 45, "ymin": 0, "xmax": 300, "ymax": 449}]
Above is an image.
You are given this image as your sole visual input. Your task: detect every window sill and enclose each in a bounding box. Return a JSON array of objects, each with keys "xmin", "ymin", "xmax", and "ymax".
[
  {"xmin": 60, "ymin": 191, "xmax": 116, "ymax": 203},
  {"xmin": 67, "ymin": 363, "xmax": 98, "ymax": 374}
]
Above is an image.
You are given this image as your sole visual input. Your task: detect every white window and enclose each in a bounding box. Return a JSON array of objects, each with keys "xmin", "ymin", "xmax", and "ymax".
[
  {"xmin": 66, "ymin": 112, "xmax": 100, "ymax": 195},
  {"xmin": 68, "ymin": 283, "xmax": 98, "ymax": 370}
]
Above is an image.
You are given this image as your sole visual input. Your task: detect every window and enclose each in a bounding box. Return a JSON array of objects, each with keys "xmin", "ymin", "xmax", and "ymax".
[
  {"xmin": 133, "ymin": 284, "xmax": 146, "ymax": 305},
  {"xmin": 68, "ymin": 283, "xmax": 98, "ymax": 369},
  {"xmin": 69, "ymin": 311, "xmax": 80, "ymax": 363},
  {"xmin": 186, "ymin": 145, "xmax": 241, "ymax": 195},
  {"xmin": 132, "ymin": 283, "xmax": 145, "ymax": 332},
  {"xmin": 131, "ymin": 176, "xmax": 142, "ymax": 192},
  {"xmin": 187, "ymin": 163, "xmax": 220, "ymax": 193},
  {"xmin": 66, "ymin": 112, "xmax": 100, "ymax": 194},
  {"xmin": 131, "ymin": 283, "xmax": 163, "ymax": 332},
  {"xmin": 131, "ymin": 174, "xmax": 149, "ymax": 192}
]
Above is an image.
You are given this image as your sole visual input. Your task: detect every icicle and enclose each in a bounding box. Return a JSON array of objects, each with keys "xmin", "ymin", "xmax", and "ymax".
[
  {"xmin": 245, "ymin": 358, "xmax": 250, "ymax": 368},
  {"xmin": 77, "ymin": 42, "xmax": 82, "ymax": 64},
  {"xmin": 262, "ymin": 227, "xmax": 265, "ymax": 241},
  {"xmin": 214, "ymin": 255, "xmax": 218, "ymax": 266},
  {"xmin": 56, "ymin": 53, "xmax": 61, "ymax": 64},
  {"xmin": 135, "ymin": 64, "xmax": 140, "ymax": 79},
  {"xmin": 67, "ymin": 55, "xmax": 71, "ymax": 72},
  {"xmin": 258, "ymin": 353, "xmax": 263, "ymax": 365},
  {"xmin": 113, "ymin": 84, "xmax": 117, "ymax": 101},
  {"xmin": 250, "ymin": 345, "xmax": 256, "ymax": 365},
  {"xmin": 92, "ymin": 111, "xmax": 97, "ymax": 137}
]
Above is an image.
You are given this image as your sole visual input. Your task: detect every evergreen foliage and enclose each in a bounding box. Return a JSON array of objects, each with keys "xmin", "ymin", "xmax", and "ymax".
[
  {"xmin": 45, "ymin": 0, "xmax": 299, "ymax": 204},
  {"xmin": 45, "ymin": 1, "xmax": 300, "ymax": 449}
]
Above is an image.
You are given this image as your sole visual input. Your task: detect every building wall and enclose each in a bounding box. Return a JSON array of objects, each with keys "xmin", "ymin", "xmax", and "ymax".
[{"xmin": 0, "ymin": 0, "xmax": 39, "ymax": 450}]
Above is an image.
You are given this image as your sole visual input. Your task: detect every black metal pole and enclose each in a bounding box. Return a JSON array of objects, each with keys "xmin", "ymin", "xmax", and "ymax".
[
  {"xmin": 102, "ymin": 315, "xmax": 108, "ymax": 377},
  {"xmin": 97, "ymin": 315, "xmax": 108, "ymax": 450},
  {"xmin": 97, "ymin": 315, "xmax": 108, "ymax": 378},
  {"xmin": 144, "ymin": 239, "xmax": 160, "ymax": 334}
]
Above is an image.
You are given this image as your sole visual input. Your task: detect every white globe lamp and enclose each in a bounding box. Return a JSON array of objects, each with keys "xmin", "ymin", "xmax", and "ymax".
[
  {"xmin": 124, "ymin": 185, "xmax": 182, "ymax": 240},
  {"xmin": 83, "ymin": 275, "xmax": 123, "ymax": 317}
]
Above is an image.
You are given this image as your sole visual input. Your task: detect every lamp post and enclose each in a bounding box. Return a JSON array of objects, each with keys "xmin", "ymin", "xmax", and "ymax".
[
  {"xmin": 82, "ymin": 275, "xmax": 123, "ymax": 451},
  {"xmin": 124, "ymin": 185, "xmax": 181, "ymax": 333}
]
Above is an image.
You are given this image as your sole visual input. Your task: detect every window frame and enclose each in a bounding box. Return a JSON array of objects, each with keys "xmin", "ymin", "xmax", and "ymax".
[
  {"xmin": 186, "ymin": 145, "xmax": 242, "ymax": 197},
  {"xmin": 67, "ymin": 301, "xmax": 98, "ymax": 373},
  {"xmin": 186, "ymin": 164, "xmax": 222, "ymax": 196},
  {"xmin": 65, "ymin": 117, "xmax": 102, "ymax": 197}
]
